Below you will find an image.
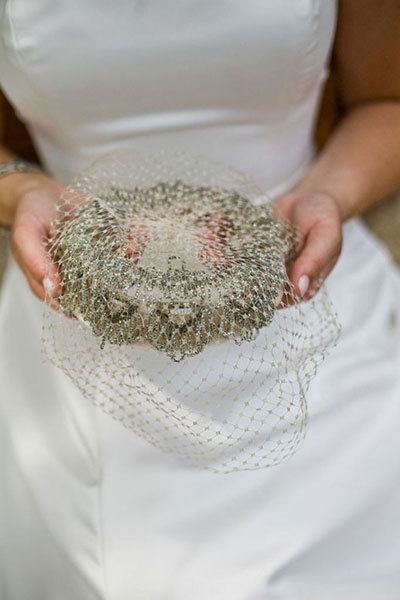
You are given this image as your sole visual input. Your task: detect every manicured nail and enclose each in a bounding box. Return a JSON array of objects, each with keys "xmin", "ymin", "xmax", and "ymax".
[
  {"xmin": 298, "ymin": 274, "xmax": 310, "ymax": 297},
  {"xmin": 43, "ymin": 276, "xmax": 55, "ymax": 298}
]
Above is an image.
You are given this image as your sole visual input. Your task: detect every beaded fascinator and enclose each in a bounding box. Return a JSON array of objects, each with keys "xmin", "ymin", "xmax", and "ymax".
[{"xmin": 43, "ymin": 150, "xmax": 339, "ymax": 473}]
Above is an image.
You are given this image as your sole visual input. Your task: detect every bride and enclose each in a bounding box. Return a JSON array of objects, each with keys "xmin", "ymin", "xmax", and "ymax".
[{"xmin": 1, "ymin": 1, "xmax": 400, "ymax": 598}]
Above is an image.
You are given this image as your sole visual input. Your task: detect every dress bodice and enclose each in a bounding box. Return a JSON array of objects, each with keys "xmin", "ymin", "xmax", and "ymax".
[{"xmin": 0, "ymin": 0, "xmax": 336, "ymax": 195}]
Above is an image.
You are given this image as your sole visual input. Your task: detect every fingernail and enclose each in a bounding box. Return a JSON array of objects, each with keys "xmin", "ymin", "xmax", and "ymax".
[
  {"xmin": 43, "ymin": 276, "xmax": 55, "ymax": 298},
  {"xmin": 298, "ymin": 274, "xmax": 310, "ymax": 297}
]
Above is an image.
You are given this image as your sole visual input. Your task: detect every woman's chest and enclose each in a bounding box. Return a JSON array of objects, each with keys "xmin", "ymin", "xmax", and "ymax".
[{"xmin": 0, "ymin": 0, "xmax": 336, "ymax": 128}]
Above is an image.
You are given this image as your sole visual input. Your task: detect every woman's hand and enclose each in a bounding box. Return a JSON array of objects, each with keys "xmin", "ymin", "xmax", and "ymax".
[
  {"xmin": 274, "ymin": 190, "xmax": 343, "ymax": 298},
  {"xmin": 5, "ymin": 173, "xmax": 64, "ymax": 303}
]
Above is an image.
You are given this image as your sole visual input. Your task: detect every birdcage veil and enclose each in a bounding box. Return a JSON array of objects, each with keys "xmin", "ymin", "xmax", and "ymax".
[{"xmin": 42, "ymin": 149, "xmax": 340, "ymax": 473}]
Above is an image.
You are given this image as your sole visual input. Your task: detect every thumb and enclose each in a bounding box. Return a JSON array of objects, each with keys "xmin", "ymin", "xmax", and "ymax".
[
  {"xmin": 289, "ymin": 220, "xmax": 342, "ymax": 297},
  {"xmin": 12, "ymin": 211, "xmax": 60, "ymax": 303}
]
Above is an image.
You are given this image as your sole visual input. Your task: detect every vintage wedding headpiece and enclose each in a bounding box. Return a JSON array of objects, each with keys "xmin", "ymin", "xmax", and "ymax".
[{"xmin": 43, "ymin": 150, "xmax": 340, "ymax": 473}]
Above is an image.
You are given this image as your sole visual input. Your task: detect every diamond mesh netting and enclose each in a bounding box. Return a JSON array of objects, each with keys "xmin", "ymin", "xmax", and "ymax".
[{"xmin": 42, "ymin": 150, "xmax": 340, "ymax": 473}]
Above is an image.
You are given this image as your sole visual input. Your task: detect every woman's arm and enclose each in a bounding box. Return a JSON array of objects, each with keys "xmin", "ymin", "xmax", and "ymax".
[{"xmin": 278, "ymin": 0, "xmax": 400, "ymax": 297}]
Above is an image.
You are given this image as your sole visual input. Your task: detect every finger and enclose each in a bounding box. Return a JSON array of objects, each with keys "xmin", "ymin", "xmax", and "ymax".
[
  {"xmin": 24, "ymin": 272, "xmax": 60, "ymax": 310},
  {"xmin": 23, "ymin": 270, "xmax": 46, "ymax": 302},
  {"xmin": 307, "ymin": 252, "xmax": 340, "ymax": 297},
  {"xmin": 11, "ymin": 221, "xmax": 61, "ymax": 297},
  {"xmin": 289, "ymin": 222, "xmax": 342, "ymax": 297},
  {"xmin": 278, "ymin": 250, "xmax": 339, "ymax": 309},
  {"xmin": 14, "ymin": 250, "xmax": 59, "ymax": 307},
  {"xmin": 320, "ymin": 252, "xmax": 340, "ymax": 281}
]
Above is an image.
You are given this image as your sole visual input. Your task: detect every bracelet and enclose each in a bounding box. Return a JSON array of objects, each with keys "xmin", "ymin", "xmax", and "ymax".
[
  {"xmin": 0, "ymin": 159, "xmax": 44, "ymax": 230},
  {"xmin": 0, "ymin": 159, "xmax": 43, "ymax": 179}
]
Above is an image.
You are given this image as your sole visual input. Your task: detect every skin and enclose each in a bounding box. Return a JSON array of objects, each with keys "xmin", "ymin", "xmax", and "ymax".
[{"xmin": 0, "ymin": 0, "xmax": 400, "ymax": 302}]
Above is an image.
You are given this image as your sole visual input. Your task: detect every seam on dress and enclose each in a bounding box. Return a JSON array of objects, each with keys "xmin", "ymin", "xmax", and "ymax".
[
  {"xmin": 3, "ymin": 0, "xmax": 67, "ymax": 142},
  {"xmin": 0, "ymin": 0, "xmax": 6, "ymax": 20},
  {"xmin": 294, "ymin": 0, "xmax": 321, "ymax": 105}
]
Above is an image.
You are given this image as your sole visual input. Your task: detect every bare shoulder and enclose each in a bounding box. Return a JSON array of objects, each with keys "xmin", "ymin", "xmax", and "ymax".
[{"xmin": 334, "ymin": 0, "xmax": 400, "ymax": 106}]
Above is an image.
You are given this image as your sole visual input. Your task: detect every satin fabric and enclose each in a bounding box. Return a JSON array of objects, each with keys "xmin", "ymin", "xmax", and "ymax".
[{"xmin": 1, "ymin": 2, "xmax": 400, "ymax": 599}]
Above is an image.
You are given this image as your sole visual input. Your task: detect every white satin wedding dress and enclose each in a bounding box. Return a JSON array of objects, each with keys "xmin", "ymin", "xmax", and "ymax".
[{"xmin": 1, "ymin": 2, "xmax": 400, "ymax": 599}]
